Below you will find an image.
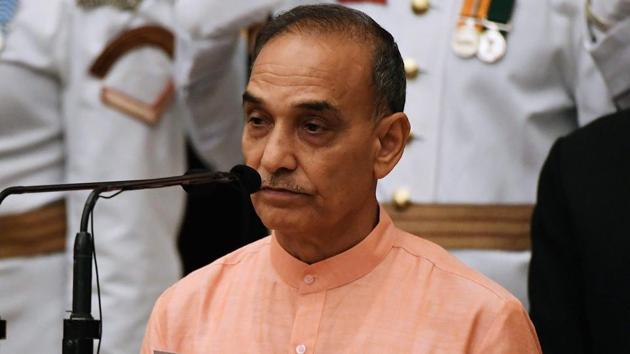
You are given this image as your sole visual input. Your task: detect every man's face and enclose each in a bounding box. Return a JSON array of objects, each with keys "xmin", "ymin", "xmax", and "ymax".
[{"xmin": 242, "ymin": 32, "xmax": 380, "ymax": 234}]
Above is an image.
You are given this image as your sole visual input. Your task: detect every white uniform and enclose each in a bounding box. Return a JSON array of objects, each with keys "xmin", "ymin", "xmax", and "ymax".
[
  {"xmin": 173, "ymin": 1, "xmax": 261, "ymax": 171},
  {"xmin": 1, "ymin": 1, "xmax": 244, "ymax": 353},
  {"xmin": 340, "ymin": 0, "xmax": 630, "ymax": 305},
  {"xmin": 0, "ymin": 1, "xmax": 69, "ymax": 353},
  {"xmin": 62, "ymin": 2, "xmax": 185, "ymax": 353}
]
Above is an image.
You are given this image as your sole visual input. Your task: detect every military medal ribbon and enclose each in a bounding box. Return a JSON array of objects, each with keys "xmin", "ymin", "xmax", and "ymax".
[{"xmin": 0, "ymin": 0, "xmax": 19, "ymax": 52}]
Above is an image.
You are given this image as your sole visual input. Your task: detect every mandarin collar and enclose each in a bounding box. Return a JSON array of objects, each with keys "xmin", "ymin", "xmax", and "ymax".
[{"xmin": 270, "ymin": 207, "xmax": 395, "ymax": 294}]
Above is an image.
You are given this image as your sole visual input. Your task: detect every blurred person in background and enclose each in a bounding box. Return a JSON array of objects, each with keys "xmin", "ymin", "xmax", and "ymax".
[
  {"xmin": 173, "ymin": 0, "xmax": 276, "ymax": 275},
  {"xmin": 0, "ymin": 0, "xmax": 245, "ymax": 353},
  {"xmin": 529, "ymin": 108, "xmax": 630, "ymax": 353},
  {"xmin": 337, "ymin": 0, "xmax": 630, "ymax": 306},
  {"xmin": 0, "ymin": 1, "xmax": 68, "ymax": 352}
]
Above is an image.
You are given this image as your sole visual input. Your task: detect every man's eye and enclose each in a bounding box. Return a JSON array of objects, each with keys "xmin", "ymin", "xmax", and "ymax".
[
  {"xmin": 303, "ymin": 122, "xmax": 324, "ymax": 133},
  {"xmin": 248, "ymin": 116, "xmax": 267, "ymax": 126}
]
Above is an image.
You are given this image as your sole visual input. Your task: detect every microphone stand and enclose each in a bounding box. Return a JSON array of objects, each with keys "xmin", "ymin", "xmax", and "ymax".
[
  {"xmin": 62, "ymin": 173, "xmax": 236, "ymax": 354},
  {"xmin": 0, "ymin": 316, "xmax": 5, "ymax": 340},
  {"xmin": 0, "ymin": 168, "xmax": 251, "ymax": 354},
  {"xmin": 0, "ymin": 170, "xmax": 235, "ymax": 205},
  {"xmin": 62, "ymin": 187, "xmax": 105, "ymax": 354}
]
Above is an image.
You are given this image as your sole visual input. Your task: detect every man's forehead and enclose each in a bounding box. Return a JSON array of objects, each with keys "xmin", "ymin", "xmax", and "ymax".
[
  {"xmin": 250, "ymin": 63, "xmax": 334, "ymax": 86},
  {"xmin": 248, "ymin": 33, "xmax": 371, "ymax": 100},
  {"xmin": 252, "ymin": 33, "xmax": 371, "ymax": 78}
]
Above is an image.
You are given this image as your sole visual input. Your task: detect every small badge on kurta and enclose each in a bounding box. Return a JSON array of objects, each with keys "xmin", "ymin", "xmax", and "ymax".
[
  {"xmin": 89, "ymin": 25, "xmax": 175, "ymax": 125},
  {"xmin": 0, "ymin": 0, "xmax": 19, "ymax": 52}
]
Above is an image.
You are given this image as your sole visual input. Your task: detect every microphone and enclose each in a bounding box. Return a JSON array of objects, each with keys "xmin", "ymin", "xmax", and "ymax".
[
  {"xmin": 229, "ymin": 164, "xmax": 261, "ymax": 194},
  {"xmin": 181, "ymin": 165, "xmax": 261, "ymax": 197},
  {"xmin": 0, "ymin": 164, "xmax": 261, "ymax": 206}
]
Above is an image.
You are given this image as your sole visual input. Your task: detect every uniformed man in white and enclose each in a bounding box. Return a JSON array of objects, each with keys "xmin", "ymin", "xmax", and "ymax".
[
  {"xmin": 0, "ymin": 0, "xmax": 244, "ymax": 353},
  {"xmin": 0, "ymin": 1, "xmax": 68, "ymax": 353},
  {"xmin": 334, "ymin": 0, "xmax": 630, "ymax": 306},
  {"xmin": 63, "ymin": 2, "xmax": 186, "ymax": 354}
]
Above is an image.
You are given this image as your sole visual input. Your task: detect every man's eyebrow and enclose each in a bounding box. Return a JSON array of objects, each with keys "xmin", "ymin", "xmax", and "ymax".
[
  {"xmin": 242, "ymin": 91, "xmax": 262, "ymax": 105},
  {"xmin": 243, "ymin": 92, "xmax": 340, "ymax": 116},
  {"xmin": 296, "ymin": 101, "xmax": 340, "ymax": 116}
]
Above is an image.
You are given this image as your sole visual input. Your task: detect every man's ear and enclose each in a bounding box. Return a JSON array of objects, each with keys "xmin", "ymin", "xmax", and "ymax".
[{"xmin": 373, "ymin": 112, "xmax": 411, "ymax": 179}]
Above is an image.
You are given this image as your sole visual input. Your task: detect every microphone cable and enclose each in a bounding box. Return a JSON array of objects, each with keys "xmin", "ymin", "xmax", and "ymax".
[
  {"xmin": 90, "ymin": 209, "xmax": 102, "ymax": 354},
  {"xmin": 90, "ymin": 189, "xmax": 124, "ymax": 354}
]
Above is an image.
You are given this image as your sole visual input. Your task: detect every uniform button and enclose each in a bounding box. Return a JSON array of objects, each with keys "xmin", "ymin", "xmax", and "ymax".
[
  {"xmin": 392, "ymin": 188, "xmax": 411, "ymax": 210},
  {"xmin": 296, "ymin": 344, "xmax": 307, "ymax": 354},
  {"xmin": 303, "ymin": 274, "xmax": 315, "ymax": 285},
  {"xmin": 411, "ymin": 0, "xmax": 430, "ymax": 15},
  {"xmin": 407, "ymin": 129, "xmax": 417, "ymax": 145},
  {"xmin": 403, "ymin": 57, "xmax": 420, "ymax": 79}
]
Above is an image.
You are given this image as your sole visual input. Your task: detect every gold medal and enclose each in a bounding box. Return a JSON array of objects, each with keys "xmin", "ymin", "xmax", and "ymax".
[{"xmin": 477, "ymin": 28, "xmax": 506, "ymax": 63}]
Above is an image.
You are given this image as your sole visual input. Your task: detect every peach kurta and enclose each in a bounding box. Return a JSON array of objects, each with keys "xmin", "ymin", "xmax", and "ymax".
[{"xmin": 142, "ymin": 209, "xmax": 540, "ymax": 354}]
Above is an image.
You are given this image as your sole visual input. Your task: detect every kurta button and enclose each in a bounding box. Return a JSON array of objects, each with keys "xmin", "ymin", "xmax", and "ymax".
[
  {"xmin": 392, "ymin": 188, "xmax": 411, "ymax": 210},
  {"xmin": 303, "ymin": 274, "xmax": 315, "ymax": 284},
  {"xmin": 403, "ymin": 57, "xmax": 420, "ymax": 79},
  {"xmin": 411, "ymin": 0, "xmax": 430, "ymax": 15},
  {"xmin": 296, "ymin": 344, "xmax": 306, "ymax": 354}
]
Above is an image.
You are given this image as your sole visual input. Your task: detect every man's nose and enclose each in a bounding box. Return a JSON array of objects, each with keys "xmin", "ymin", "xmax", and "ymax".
[{"xmin": 260, "ymin": 127, "xmax": 297, "ymax": 174}]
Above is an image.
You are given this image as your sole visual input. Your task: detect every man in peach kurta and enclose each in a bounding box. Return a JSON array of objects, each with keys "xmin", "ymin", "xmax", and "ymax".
[{"xmin": 142, "ymin": 4, "xmax": 541, "ymax": 354}]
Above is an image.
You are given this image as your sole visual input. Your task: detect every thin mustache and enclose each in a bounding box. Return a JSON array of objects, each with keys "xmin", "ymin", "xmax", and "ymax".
[{"xmin": 260, "ymin": 177, "xmax": 308, "ymax": 194}]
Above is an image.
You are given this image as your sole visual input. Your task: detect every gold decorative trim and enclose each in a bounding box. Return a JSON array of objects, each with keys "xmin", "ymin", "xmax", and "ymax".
[
  {"xmin": 0, "ymin": 200, "xmax": 67, "ymax": 258},
  {"xmin": 89, "ymin": 25, "xmax": 175, "ymax": 124},
  {"xmin": 382, "ymin": 203, "xmax": 533, "ymax": 250}
]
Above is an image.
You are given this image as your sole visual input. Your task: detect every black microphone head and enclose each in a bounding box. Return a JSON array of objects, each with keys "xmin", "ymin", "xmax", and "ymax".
[{"xmin": 230, "ymin": 165, "xmax": 261, "ymax": 194}]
